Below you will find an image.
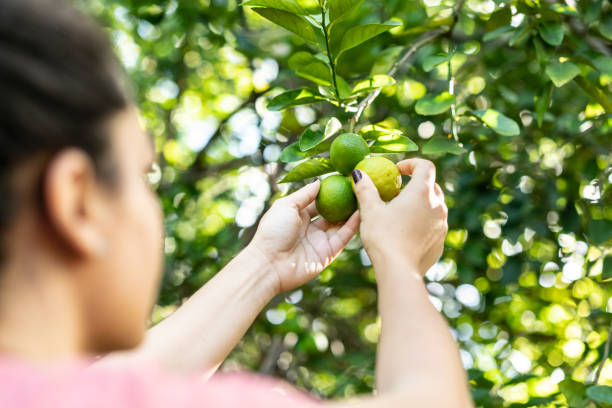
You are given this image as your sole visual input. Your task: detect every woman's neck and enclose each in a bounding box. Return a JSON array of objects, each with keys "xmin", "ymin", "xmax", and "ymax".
[{"xmin": 0, "ymin": 250, "xmax": 85, "ymax": 363}]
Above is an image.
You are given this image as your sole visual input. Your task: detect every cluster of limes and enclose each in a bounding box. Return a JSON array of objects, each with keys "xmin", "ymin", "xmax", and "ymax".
[{"xmin": 315, "ymin": 133, "xmax": 402, "ymax": 223}]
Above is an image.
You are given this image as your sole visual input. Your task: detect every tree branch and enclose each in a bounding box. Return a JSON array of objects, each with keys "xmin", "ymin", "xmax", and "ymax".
[
  {"xmin": 594, "ymin": 320, "xmax": 612, "ymax": 384},
  {"xmin": 239, "ymin": 164, "xmax": 281, "ymax": 247},
  {"xmin": 575, "ymin": 76, "xmax": 612, "ymax": 114},
  {"xmin": 568, "ymin": 18, "xmax": 611, "ymax": 57},
  {"xmin": 448, "ymin": 45, "xmax": 459, "ymax": 141},
  {"xmin": 179, "ymin": 157, "xmax": 254, "ymax": 183},
  {"xmin": 259, "ymin": 334, "xmax": 284, "ymax": 375},
  {"xmin": 190, "ymin": 91, "xmax": 264, "ymax": 174},
  {"xmin": 348, "ymin": 0, "xmax": 465, "ymax": 132},
  {"xmin": 321, "ymin": 5, "xmax": 340, "ymax": 100}
]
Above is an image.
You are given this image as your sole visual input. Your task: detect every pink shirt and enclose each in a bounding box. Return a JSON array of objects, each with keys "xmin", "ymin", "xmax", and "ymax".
[{"xmin": 0, "ymin": 357, "xmax": 319, "ymax": 407}]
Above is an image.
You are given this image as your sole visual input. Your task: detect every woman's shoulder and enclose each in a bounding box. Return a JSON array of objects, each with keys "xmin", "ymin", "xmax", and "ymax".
[{"xmin": 0, "ymin": 356, "xmax": 319, "ymax": 408}]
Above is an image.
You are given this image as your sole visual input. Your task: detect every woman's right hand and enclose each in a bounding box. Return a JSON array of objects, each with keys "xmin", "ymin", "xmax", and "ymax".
[{"xmin": 352, "ymin": 158, "xmax": 448, "ymax": 277}]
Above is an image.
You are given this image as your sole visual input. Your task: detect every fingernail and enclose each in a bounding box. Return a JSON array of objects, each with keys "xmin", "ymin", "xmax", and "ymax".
[
  {"xmin": 311, "ymin": 177, "xmax": 319, "ymax": 183},
  {"xmin": 352, "ymin": 169, "xmax": 362, "ymax": 183}
]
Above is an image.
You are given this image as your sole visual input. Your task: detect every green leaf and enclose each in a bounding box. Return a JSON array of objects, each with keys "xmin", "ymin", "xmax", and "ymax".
[
  {"xmin": 538, "ymin": 21, "xmax": 564, "ymax": 46},
  {"xmin": 483, "ymin": 25, "xmax": 514, "ymax": 42},
  {"xmin": 267, "ymin": 89, "xmax": 326, "ymax": 111},
  {"xmin": 532, "ymin": 37, "xmax": 548, "ymax": 63},
  {"xmin": 135, "ymin": 5, "xmax": 165, "ymax": 24},
  {"xmin": 352, "ymin": 75, "xmax": 395, "ymax": 95},
  {"xmin": 422, "ymin": 54, "xmax": 452, "ymax": 72},
  {"xmin": 599, "ymin": 17, "xmax": 612, "ymax": 41},
  {"xmin": 288, "ymin": 52, "xmax": 332, "ymax": 86},
  {"xmin": 584, "ymin": 1, "xmax": 603, "ymax": 24},
  {"xmin": 471, "ymin": 109, "xmax": 520, "ymax": 136},
  {"xmin": 280, "ymin": 141, "xmax": 331, "ymax": 162},
  {"xmin": 422, "ymin": 138, "xmax": 465, "ymax": 155},
  {"xmin": 504, "ymin": 374, "xmax": 537, "ymax": 386},
  {"xmin": 370, "ymin": 134, "xmax": 418, "ymax": 153},
  {"xmin": 523, "ymin": 395, "xmax": 560, "ymax": 406},
  {"xmin": 415, "ymin": 92, "xmax": 455, "ymax": 116},
  {"xmin": 335, "ymin": 22, "xmax": 400, "ymax": 61},
  {"xmin": 534, "ymin": 82, "xmax": 553, "ymax": 128},
  {"xmin": 570, "ymin": 55, "xmax": 597, "ymax": 71},
  {"xmin": 287, "ymin": 51, "xmax": 322, "ymax": 70},
  {"xmin": 252, "ymin": 7, "xmax": 318, "ymax": 45},
  {"xmin": 295, "ymin": 118, "xmax": 341, "ymax": 153},
  {"xmin": 359, "ymin": 125, "xmax": 402, "ymax": 140},
  {"xmin": 588, "ymin": 219, "xmax": 612, "ymax": 245},
  {"xmin": 461, "ymin": 41, "xmax": 480, "ymax": 55},
  {"xmin": 545, "ymin": 60, "xmax": 581, "ymax": 87},
  {"xmin": 370, "ymin": 46, "xmax": 403, "ymax": 75},
  {"xmin": 335, "ymin": 76, "xmax": 353, "ymax": 100},
  {"xmin": 487, "ymin": 7, "xmax": 511, "ymax": 30},
  {"xmin": 594, "ymin": 56, "xmax": 612, "ymax": 76},
  {"xmin": 279, "ymin": 158, "xmax": 335, "ymax": 183},
  {"xmin": 298, "ymin": 129, "xmax": 325, "ymax": 151},
  {"xmin": 574, "ymin": 76, "xmax": 612, "ymax": 113},
  {"xmin": 586, "ymin": 385, "xmax": 612, "ymax": 404},
  {"xmin": 328, "ymin": 0, "xmax": 364, "ymax": 23},
  {"xmin": 549, "ymin": 3, "xmax": 578, "ymax": 16},
  {"xmin": 509, "ymin": 24, "xmax": 531, "ymax": 47},
  {"xmin": 559, "ymin": 379, "xmax": 589, "ymax": 408},
  {"xmin": 280, "ymin": 142, "xmax": 308, "ymax": 162},
  {"xmin": 603, "ymin": 256, "xmax": 612, "ymax": 280},
  {"xmin": 325, "ymin": 117, "xmax": 342, "ymax": 138},
  {"xmin": 243, "ymin": 0, "xmax": 319, "ymax": 15}
]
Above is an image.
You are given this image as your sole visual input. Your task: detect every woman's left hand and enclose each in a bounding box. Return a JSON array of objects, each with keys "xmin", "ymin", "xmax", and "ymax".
[{"xmin": 250, "ymin": 179, "xmax": 360, "ymax": 294}]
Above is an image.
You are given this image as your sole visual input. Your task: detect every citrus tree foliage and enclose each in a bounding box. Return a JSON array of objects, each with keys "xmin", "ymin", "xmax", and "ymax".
[{"xmin": 79, "ymin": 0, "xmax": 612, "ymax": 406}]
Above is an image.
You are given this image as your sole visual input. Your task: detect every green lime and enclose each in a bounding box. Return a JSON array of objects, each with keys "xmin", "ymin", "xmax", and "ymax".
[
  {"xmin": 330, "ymin": 133, "xmax": 370, "ymax": 176},
  {"xmin": 316, "ymin": 175, "xmax": 357, "ymax": 223},
  {"xmin": 354, "ymin": 156, "xmax": 401, "ymax": 202}
]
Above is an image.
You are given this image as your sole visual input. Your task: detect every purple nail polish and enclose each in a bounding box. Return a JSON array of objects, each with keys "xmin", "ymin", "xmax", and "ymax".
[
  {"xmin": 352, "ymin": 169, "xmax": 362, "ymax": 183},
  {"xmin": 311, "ymin": 177, "xmax": 319, "ymax": 183}
]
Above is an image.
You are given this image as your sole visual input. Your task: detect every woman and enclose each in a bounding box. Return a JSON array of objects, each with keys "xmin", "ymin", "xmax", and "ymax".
[{"xmin": 0, "ymin": 0, "xmax": 472, "ymax": 406}]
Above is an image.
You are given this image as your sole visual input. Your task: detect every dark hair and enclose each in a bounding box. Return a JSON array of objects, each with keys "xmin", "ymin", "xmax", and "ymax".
[{"xmin": 0, "ymin": 0, "xmax": 128, "ymax": 242}]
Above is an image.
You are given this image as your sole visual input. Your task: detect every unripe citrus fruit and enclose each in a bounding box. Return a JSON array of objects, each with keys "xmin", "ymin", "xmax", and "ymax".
[
  {"xmin": 354, "ymin": 156, "xmax": 401, "ymax": 202},
  {"xmin": 330, "ymin": 133, "xmax": 369, "ymax": 176},
  {"xmin": 316, "ymin": 175, "xmax": 357, "ymax": 223}
]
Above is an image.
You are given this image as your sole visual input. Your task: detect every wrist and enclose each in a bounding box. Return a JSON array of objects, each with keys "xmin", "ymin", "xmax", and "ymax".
[
  {"xmin": 242, "ymin": 243, "xmax": 282, "ymax": 297},
  {"xmin": 369, "ymin": 250, "xmax": 423, "ymax": 286}
]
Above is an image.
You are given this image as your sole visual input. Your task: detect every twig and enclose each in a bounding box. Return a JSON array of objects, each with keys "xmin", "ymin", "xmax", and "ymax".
[
  {"xmin": 594, "ymin": 320, "xmax": 612, "ymax": 384},
  {"xmin": 320, "ymin": 5, "xmax": 340, "ymax": 100},
  {"xmin": 178, "ymin": 157, "xmax": 253, "ymax": 183},
  {"xmin": 568, "ymin": 18, "xmax": 611, "ymax": 57},
  {"xmin": 259, "ymin": 334, "xmax": 284, "ymax": 375},
  {"xmin": 448, "ymin": 45, "xmax": 458, "ymax": 141},
  {"xmin": 190, "ymin": 91, "xmax": 264, "ymax": 173},
  {"xmin": 348, "ymin": 28, "xmax": 446, "ymax": 131},
  {"xmin": 348, "ymin": 0, "xmax": 465, "ymax": 132}
]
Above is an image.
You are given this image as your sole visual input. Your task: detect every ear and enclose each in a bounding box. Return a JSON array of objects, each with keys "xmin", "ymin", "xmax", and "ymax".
[{"xmin": 43, "ymin": 148, "xmax": 108, "ymax": 258}]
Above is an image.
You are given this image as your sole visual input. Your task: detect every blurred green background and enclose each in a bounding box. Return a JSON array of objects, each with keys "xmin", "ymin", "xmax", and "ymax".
[{"xmin": 76, "ymin": 0, "xmax": 611, "ymax": 406}]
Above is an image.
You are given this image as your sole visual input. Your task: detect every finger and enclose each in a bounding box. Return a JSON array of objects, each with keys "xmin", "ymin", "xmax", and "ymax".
[
  {"xmin": 433, "ymin": 183, "xmax": 448, "ymax": 218},
  {"xmin": 351, "ymin": 169, "xmax": 383, "ymax": 215},
  {"xmin": 283, "ymin": 179, "xmax": 320, "ymax": 210},
  {"xmin": 397, "ymin": 158, "xmax": 436, "ymax": 188},
  {"xmin": 431, "ymin": 183, "xmax": 445, "ymax": 208},
  {"xmin": 328, "ymin": 210, "xmax": 361, "ymax": 254},
  {"xmin": 433, "ymin": 183, "xmax": 443, "ymax": 199},
  {"xmin": 304, "ymin": 202, "xmax": 319, "ymax": 218}
]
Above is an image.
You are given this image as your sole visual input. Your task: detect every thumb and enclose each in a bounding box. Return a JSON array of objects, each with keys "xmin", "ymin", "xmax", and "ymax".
[
  {"xmin": 351, "ymin": 169, "xmax": 383, "ymax": 215},
  {"xmin": 283, "ymin": 178, "xmax": 320, "ymax": 210}
]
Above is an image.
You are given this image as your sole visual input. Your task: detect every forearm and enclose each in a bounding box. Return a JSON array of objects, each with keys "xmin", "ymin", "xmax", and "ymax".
[
  {"xmin": 372, "ymin": 254, "xmax": 471, "ymax": 406},
  {"xmin": 101, "ymin": 245, "xmax": 278, "ymax": 375}
]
